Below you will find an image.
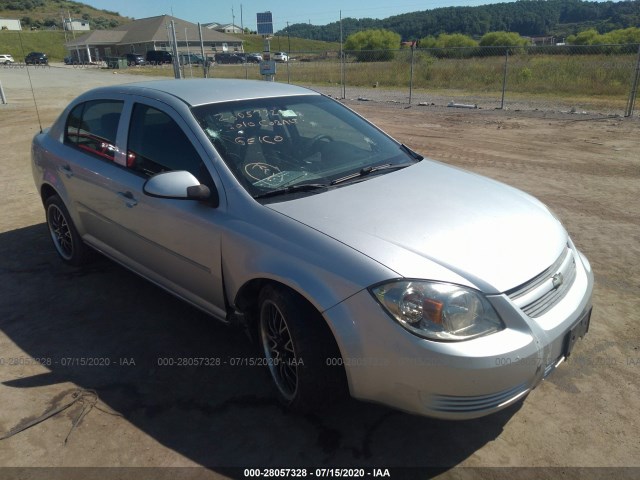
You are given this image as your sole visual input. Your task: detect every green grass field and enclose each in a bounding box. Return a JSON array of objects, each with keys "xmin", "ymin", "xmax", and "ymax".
[
  {"xmin": 0, "ymin": 31, "xmax": 68, "ymax": 61},
  {"xmin": 127, "ymin": 50, "xmax": 636, "ymax": 103}
]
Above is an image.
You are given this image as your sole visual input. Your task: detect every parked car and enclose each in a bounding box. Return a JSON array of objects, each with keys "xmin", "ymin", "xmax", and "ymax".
[
  {"xmin": 31, "ymin": 79, "xmax": 593, "ymax": 419},
  {"xmin": 273, "ymin": 52, "xmax": 289, "ymax": 62},
  {"xmin": 0, "ymin": 54, "xmax": 15, "ymax": 64},
  {"xmin": 178, "ymin": 53, "xmax": 204, "ymax": 65},
  {"xmin": 124, "ymin": 53, "xmax": 146, "ymax": 66},
  {"xmin": 25, "ymin": 52, "xmax": 48, "ymax": 65},
  {"xmin": 214, "ymin": 53, "xmax": 245, "ymax": 64},
  {"xmin": 63, "ymin": 56, "xmax": 78, "ymax": 65},
  {"xmin": 145, "ymin": 50, "xmax": 172, "ymax": 64},
  {"xmin": 245, "ymin": 52, "xmax": 262, "ymax": 63}
]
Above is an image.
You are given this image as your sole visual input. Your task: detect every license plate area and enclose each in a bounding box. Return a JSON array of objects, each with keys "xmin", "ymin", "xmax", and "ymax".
[{"xmin": 563, "ymin": 307, "xmax": 592, "ymax": 358}]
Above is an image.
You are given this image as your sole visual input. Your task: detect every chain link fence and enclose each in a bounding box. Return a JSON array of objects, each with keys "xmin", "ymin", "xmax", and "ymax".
[{"xmin": 208, "ymin": 44, "xmax": 640, "ymax": 117}]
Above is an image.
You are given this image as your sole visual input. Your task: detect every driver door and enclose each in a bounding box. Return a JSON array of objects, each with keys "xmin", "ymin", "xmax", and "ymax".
[{"xmin": 103, "ymin": 100, "xmax": 227, "ymax": 318}]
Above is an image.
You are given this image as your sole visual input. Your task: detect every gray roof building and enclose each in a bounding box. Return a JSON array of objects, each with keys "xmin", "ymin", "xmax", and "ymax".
[{"xmin": 65, "ymin": 15, "xmax": 243, "ymax": 63}]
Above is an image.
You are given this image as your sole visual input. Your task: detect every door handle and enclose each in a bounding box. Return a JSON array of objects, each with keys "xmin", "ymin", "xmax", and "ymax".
[
  {"xmin": 117, "ymin": 191, "xmax": 138, "ymax": 208},
  {"xmin": 59, "ymin": 165, "xmax": 73, "ymax": 178}
]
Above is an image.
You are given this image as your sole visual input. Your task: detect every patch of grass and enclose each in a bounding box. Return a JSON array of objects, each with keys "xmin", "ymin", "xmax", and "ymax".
[
  {"xmin": 130, "ymin": 50, "xmax": 636, "ymax": 107},
  {"xmin": 0, "ymin": 30, "xmax": 67, "ymax": 61}
]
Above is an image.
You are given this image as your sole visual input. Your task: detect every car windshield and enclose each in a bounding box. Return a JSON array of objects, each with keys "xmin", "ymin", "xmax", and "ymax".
[{"xmin": 192, "ymin": 95, "xmax": 419, "ymax": 199}]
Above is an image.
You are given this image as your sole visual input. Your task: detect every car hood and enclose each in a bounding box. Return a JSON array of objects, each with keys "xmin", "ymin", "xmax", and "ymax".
[{"xmin": 267, "ymin": 160, "xmax": 567, "ymax": 293}]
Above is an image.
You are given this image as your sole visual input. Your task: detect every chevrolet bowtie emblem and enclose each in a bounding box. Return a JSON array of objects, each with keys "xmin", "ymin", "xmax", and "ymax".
[{"xmin": 552, "ymin": 272, "xmax": 564, "ymax": 289}]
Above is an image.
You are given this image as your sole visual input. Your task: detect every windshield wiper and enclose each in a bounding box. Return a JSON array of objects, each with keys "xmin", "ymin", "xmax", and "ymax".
[
  {"xmin": 253, "ymin": 183, "xmax": 329, "ymax": 200},
  {"xmin": 330, "ymin": 162, "xmax": 415, "ymax": 186}
]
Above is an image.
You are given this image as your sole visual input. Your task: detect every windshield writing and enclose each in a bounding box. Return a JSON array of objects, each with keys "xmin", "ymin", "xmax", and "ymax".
[{"xmin": 192, "ymin": 95, "xmax": 415, "ymax": 199}]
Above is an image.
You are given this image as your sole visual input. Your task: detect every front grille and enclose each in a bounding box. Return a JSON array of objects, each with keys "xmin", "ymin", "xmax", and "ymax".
[{"xmin": 507, "ymin": 246, "xmax": 577, "ymax": 318}]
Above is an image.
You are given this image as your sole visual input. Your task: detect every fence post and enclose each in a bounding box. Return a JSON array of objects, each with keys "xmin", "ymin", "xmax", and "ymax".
[
  {"xmin": 0, "ymin": 81, "xmax": 7, "ymax": 104},
  {"xmin": 198, "ymin": 23, "xmax": 207, "ymax": 79},
  {"xmin": 340, "ymin": 52, "xmax": 346, "ymax": 99},
  {"xmin": 625, "ymin": 44, "xmax": 640, "ymax": 118},
  {"xmin": 409, "ymin": 45, "xmax": 415, "ymax": 105},
  {"xmin": 500, "ymin": 49, "xmax": 509, "ymax": 109}
]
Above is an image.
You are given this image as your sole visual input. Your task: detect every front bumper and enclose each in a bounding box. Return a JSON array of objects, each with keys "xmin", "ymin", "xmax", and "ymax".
[{"xmin": 323, "ymin": 248, "xmax": 594, "ymax": 420}]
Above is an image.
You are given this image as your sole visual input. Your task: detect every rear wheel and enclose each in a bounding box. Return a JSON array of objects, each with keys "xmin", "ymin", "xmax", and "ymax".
[
  {"xmin": 259, "ymin": 284, "xmax": 346, "ymax": 411},
  {"xmin": 45, "ymin": 195, "xmax": 92, "ymax": 266}
]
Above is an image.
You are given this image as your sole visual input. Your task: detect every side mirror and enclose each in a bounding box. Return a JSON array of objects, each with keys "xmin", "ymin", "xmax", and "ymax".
[{"xmin": 143, "ymin": 171, "xmax": 219, "ymax": 207}]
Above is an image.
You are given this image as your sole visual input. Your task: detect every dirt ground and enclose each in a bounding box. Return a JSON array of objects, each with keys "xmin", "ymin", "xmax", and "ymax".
[{"xmin": 0, "ymin": 65, "xmax": 639, "ymax": 479}]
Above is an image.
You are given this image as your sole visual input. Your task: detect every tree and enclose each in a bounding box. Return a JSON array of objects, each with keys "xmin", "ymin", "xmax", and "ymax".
[
  {"xmin": 419, "ymin": 36, "xmax": 438, "ymax": 49},
  {"xmin": 42, "ymin": 17, "xmax": 57, "ymax": 28},
  {"xmin": 601, "ymin": 27, "xmax": 640, "ymax": 44},
  {"xmin": 480, "ymin": 31, "xmax": 530, "ymax": 46},
  {"xmin": 344, "ymin": 29, "xmax": 401, "ymax": 61},
  {"xmin": 566, "ymin": 28, "xmax": 600, "ymax": 45},
  {"xmin": 420, "ymin": 33, "xmax": 478, "ymax": 48},
  {"xmin": 567, "ymin": 27, "xmax": 640, "ymax": 45},
  {"xmin": 277, "ymin": 1, "xmax": 640, "ymax": 43}
]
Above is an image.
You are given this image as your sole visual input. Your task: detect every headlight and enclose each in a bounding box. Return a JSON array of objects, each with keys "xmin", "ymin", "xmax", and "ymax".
[{"xmin": 370, "ymin": 281, "xmax": 504, "ymax": 341}]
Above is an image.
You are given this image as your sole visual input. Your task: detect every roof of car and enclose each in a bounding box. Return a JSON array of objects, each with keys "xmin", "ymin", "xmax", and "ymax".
[{"xmin": 106, "ymin": 79, "xmax": 319, "ymax": 107}]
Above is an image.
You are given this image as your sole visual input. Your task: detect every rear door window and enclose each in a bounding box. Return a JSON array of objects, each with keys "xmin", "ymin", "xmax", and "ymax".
[{"xmin": 65, "ymin": 100, "xmax": 123, "ymax": 161}]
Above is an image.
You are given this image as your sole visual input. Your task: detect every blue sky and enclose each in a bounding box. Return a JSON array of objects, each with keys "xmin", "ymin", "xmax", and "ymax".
[{"xmin": 86, "ymin": 0, "xmax": 507, "ymax": 31}]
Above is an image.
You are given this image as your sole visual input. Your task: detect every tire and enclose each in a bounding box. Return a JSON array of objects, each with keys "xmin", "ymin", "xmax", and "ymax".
[
  {"xmin": 258, "ymin": 284, "xmax": 346, "ymax": 411},
  {"xmin": 45, "ymin": 195, "xmax": 92, "ymax": 266}
]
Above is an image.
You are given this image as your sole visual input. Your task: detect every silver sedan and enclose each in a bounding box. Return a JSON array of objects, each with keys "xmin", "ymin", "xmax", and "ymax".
[{"xmin": 31, "ymin": 79, "xmax": 593, "ymax": 419}]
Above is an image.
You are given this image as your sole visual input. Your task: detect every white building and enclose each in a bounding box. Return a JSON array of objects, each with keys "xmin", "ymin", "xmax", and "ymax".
[
  {"xmin": 0, "ymin": 18, "xmax": 22, "ymax": 31},
  {"xmin": 204, "ymin": 22, "xmax": 243, "ymax": 34},
  {"xmin": 64, "ymin": 19, "xmax": 90, "ymax": 31}
]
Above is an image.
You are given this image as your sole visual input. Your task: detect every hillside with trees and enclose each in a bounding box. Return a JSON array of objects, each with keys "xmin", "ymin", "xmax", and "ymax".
[
  {"xmin": 0, "ymin": 0, "xmax": 129, "ymax": 30},
  {"xmin": 279, "ymin": 0, "xmax": 640, "ymax": 42}
]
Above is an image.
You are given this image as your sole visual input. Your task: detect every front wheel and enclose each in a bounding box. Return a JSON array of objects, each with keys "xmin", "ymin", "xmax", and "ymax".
[
  {"xmin": 259, "ymin": 284, "xmax": 346, "ymax": 411},
  {"xmin": 45, "ymin": 195, "xmax": 92, "ymax": 266}
]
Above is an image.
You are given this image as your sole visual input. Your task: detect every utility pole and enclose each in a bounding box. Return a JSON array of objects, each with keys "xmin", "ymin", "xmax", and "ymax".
[
  {"xmin": 60, "ymin": 12, "xmax": 68, "ymax": 43},
  {"xmin": 68, "ymin": 9, "xmax": 81, "ymax": 62},
  {"xmin": 232, "ymin": 6, "xmax": 235, "ymax": 30},
  {"xmin": 170, "ymin": 20, "xmax": 182, "ymax": 79},
  {"xmin": 286, "ymin": 21, "xmax": 291, "ymax": 53},
  {"xmin": 67, "ymin": 10, "xmax": 75, "ymax": 39},
  {"xmin": 340, "ymin": 10, "xmax": 345, "ymax": 99},
  {"xmin": 240, "ymin": 4, "xmax": 243, "ymax": 32}
]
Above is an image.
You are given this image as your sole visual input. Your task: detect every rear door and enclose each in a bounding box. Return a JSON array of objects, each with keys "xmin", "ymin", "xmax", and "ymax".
[
  {"xmin": 60, "ymin": 98, "xmax": 127, "ymax": 243},
  {"xmin": 62, "ymin": 95, "xmax": 227, "ymax": 318}
]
